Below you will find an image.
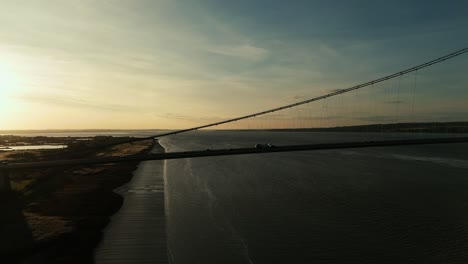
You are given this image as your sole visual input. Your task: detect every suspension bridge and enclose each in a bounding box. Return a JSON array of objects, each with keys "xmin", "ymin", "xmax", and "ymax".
[{"xmin": 1, "ymin": 48, "xmax": 468, "ymax": 192}]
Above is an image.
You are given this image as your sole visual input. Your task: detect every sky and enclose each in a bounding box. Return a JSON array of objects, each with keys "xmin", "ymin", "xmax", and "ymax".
[{"xmin": 0, "ymin": 0, "xmax": 467, "ymax": 130}]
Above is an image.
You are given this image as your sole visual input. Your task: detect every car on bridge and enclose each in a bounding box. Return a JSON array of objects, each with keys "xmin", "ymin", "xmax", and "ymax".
[{"xmin": 255, "ymin": 143, "xmax": 275, "ymax": 149}]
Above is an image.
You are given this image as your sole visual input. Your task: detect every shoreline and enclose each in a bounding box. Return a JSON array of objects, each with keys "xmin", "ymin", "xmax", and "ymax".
[{"xmin": 0, "ymin": 136, "xmax": 158, "ymax": 263}]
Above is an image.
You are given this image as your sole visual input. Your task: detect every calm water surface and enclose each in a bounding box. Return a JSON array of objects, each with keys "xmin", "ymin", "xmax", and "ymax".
[{"xmin": 160, "ymin": 131, "xmax": 468, "ymax": 264}]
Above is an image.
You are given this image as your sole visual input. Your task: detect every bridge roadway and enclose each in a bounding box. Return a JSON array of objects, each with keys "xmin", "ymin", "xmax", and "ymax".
[{"xmin": 2, "ymin": 137, "xmax": 468, "ymax": 171}]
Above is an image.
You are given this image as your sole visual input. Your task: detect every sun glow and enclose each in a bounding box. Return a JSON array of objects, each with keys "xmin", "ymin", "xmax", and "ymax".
[
  {"xmin": 0, "ymin": 59, "xmax": 21, "ymax": 116},
  {"xmin": 0, "ymin": 64, "xmax": 18, "ymax": 88}
]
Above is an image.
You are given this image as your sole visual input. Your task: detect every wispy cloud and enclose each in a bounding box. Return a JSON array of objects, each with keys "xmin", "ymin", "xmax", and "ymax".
[
  {"xmin": 154, "ymin": 112, "xmax": 230, "ymax": 122},
  {"xmin": 154, "ymin": 113, "xmax": 195, "ymax": 121},
  {"xmin": 18, "ymin": 94, "xmax": 141, "ymax": 112},
  {"xmin": 206, "ymin": 44, "xmax": 268, "ymax": 61},
  {"xmin": 1, "ymin": 1, "xmax": 467, "ymax": 130}
]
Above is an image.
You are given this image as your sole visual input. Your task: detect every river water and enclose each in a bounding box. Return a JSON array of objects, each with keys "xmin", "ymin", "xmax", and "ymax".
[{"xmin": 159, "ymin": 131, "xmax": 468, "ymax": 264}]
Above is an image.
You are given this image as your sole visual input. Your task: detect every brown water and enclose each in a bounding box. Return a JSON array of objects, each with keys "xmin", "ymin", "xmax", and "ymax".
[{"xmin": 161, "ymin": 131, "xmax": 468, "ymax": 264}]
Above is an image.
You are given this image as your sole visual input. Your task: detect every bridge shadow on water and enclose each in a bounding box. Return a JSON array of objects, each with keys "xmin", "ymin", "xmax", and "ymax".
[{"xmin": 0, "ymin": 193, "xmax": 34, "ymax": 263}]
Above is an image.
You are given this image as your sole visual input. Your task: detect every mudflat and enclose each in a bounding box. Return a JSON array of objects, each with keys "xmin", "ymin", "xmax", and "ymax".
[{"xmin": 0, "ymin": 136, "xmax": 156, "ymax": 264}]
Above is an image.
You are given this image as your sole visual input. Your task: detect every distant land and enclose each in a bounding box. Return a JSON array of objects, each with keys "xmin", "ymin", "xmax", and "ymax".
[
  {"xmin": 242, "ymin": 122, "xmax": 468, "ymax": 133},
  {"xmin": 0, "ymin": 129, "xmax": 169, "ymax": 133},
  {"xmin": 1, "ymin": 121, "xmax": 468, "ymax": 135}
]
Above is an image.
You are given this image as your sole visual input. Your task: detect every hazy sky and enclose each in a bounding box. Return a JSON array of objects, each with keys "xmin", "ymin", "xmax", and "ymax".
[{"xmin": 0, "ymin": 0, "xmax": 467, "ymax": 130}]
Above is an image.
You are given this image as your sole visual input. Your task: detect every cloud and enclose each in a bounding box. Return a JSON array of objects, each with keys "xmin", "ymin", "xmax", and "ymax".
[
  {"xmin": 154, "ymin": 112, "xmax": 229, "ymax": 122},
  {"xmin": 206, "ymin": 44, "xmax": 268, "ymax": 61},
  {"xmin": 154, "ymin": 113, "xmax": 195, "ymax": 121},
  {"xmin": 18, "ymin": 94, "xmax": 141, "ymax": 112},
  {"xmin": 2, "ymin": 1, "xmax": 467, "ymax": 130}
]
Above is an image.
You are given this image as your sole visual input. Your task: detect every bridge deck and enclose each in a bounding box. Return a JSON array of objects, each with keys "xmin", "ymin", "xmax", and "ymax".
[{"xmin": 2, "ymin": 137, "xmax": 468, "ymax": 171}]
